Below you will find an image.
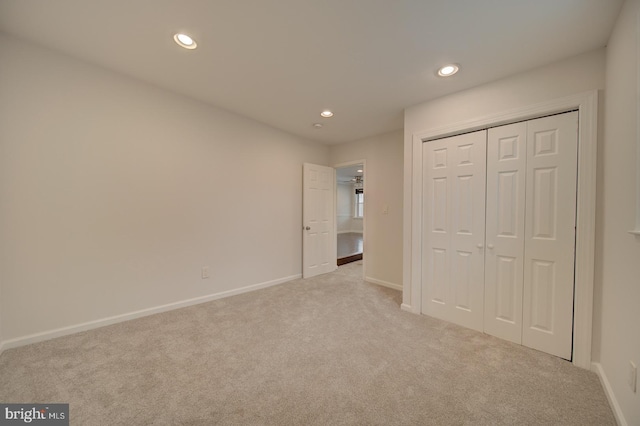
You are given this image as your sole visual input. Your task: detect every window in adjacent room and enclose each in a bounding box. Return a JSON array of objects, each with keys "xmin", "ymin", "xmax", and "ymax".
[{"xmin": 355, "ymin": 188, "xmax": 364, "ymax": 218}]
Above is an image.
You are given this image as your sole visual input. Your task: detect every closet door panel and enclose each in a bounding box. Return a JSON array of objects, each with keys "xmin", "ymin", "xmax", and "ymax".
[
  {"xmin": 449, "ymin": 133, "xmax": 486, "ymax": 331},
  {"xmin": 522, "ymin": 111, "xmax": 578, "ymax": 360},
  {"xmin": 422, "ymin": 139, "xmax": 453, "ymax": 321},
  {"xmin": 422, "ymin": 131, "xmax": 486, "ymax": 331},
  {"xmin": 485, "ymin": 122, "xmax": 527, "ymax": 344}
]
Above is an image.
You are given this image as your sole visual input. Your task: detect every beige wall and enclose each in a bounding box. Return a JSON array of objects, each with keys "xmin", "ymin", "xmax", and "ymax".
[
  {"xmin": 404, "ymin": 49, "xmax": 606, "ymax": 134},
  {"xmin": 0, "ymin": 35, "xmax": 329, "ymax": 344},
  {"xmin": 596, "ymin": 0, "xmax": 640, "ymax": 423},
  {"xmin": 330, "ymin": 130, "xmax": 404, "ymax": 288},
  {"xmin": 336, "ymin": 183, "xmax": 353, "ymax": 233},
  {"xmin": 337, "ymin": 182, "xmax": 363, "ymax": 234}
]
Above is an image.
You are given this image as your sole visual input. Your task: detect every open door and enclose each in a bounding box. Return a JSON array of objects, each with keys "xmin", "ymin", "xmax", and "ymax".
[{"xmin": 303, "ymin": 163, "xmax": 337, "ymax": 278}]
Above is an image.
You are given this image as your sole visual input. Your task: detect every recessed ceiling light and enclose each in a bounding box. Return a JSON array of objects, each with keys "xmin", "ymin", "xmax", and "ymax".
[
  {"xmin": 313, "ymin": 123, "xmax": 323, "ymax": 129},
  {"xmin": 174, "ymin": 33, "xmax": 197, "ymax": 49},
  {"xmin": 320, "ymin": 110, "xmax": 334, "ymax": 118},
  {"xmin": 437, "ymin": 64, "xmax": 459, "ymax": 77}
]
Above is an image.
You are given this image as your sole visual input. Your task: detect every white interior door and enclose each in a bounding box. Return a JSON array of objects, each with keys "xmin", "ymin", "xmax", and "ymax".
[
  {"xmin": 522, "ymin": 111, "xmax": 578, "ymax": 359},
  {"xmin": 484, "ymin": 122, "xmax": 527, "ymax": 344},
  {"xmin": 422, "ymin": 131, "xmax": 486, "ymax": 331},
  {"xmin": 303, "ymin": 163, "xmax": 336, "ymax": 278}
]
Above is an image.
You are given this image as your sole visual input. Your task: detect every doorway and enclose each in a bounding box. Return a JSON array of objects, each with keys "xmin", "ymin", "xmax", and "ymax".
[{"xmin": 335, "ymin": 162, "xmax": 365, "ymax": 267}]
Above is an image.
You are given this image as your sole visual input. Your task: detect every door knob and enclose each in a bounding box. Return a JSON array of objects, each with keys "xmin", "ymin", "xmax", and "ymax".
[
  {"xmin": 476, "ymin": 243, "xmax": 484, "ymax": 249},
  {"xmin": 487, "ymin": 243, "xmax": 494, "ymax": 249},
  {"xmin": 305, "ymin": 226, "xmax": 311, "ymax": 230}
]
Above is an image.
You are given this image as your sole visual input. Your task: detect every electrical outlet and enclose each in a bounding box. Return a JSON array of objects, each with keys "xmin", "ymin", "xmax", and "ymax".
[
  {"xmin": 201, "ymin": 266, "xmax": 210, "ymax": 279},
  {"xmin": 629, "ymin": 361, "xmax": 637, "ymax": 393}
]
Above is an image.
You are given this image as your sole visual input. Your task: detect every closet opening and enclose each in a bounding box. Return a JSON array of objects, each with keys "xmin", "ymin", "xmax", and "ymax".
[
  {"xmin": 421, "ymin": 111, "xmax": 579, "ymax": 360},
  {"xmin": 405, "ymin": 91, "xmax": 598, "ymax": 368}
]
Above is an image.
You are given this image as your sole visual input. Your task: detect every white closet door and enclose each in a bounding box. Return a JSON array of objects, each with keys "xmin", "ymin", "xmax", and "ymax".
[
  {"xmin": 522, "ymin": 111, "xmax": 578, "ymax": 360},
  {"xmin": 422, "ymin": 131, "xmax": 486, "ymax": 331},
  {"xmin": 422, "ymin": 137, "xmax": 452, "ymax": 322},
  {"xmin": 484, "ymin": 122, "xmax": 527, "ymax": 344}
]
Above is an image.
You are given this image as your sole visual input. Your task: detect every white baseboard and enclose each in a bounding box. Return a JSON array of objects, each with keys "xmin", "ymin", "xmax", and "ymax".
[
  {"xmin": 365, "ymin": 276, "xmax": 403, "ymax": 291},
  {"xmin": 0, "ymin": 274, "xmax": 301, "ymax": 353},
  {"xmin": 592, "ymin": 362, "xmax": 627, "ymax": 426},
  {"xmin": 401, "ymin": 303, "xmax": 416, "ymax": 313}
]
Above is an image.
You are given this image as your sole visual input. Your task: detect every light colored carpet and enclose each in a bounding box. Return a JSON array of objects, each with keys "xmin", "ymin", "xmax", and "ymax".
[{"xmin": 0, "ymin": 261, "xmax": 615, "ymax": 425}]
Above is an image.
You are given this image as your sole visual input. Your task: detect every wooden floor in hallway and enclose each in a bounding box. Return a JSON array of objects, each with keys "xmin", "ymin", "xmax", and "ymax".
[{"xmin": 337, "ymin": 232, "xmax": 363, "ymax": 266}]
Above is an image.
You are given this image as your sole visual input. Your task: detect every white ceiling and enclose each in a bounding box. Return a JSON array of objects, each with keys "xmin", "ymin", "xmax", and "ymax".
[
  {"xmin": 336, "ymin": 164, "xmax": 364, "ymax": 184},
  {"xmin": 0, "ymin": 0, "xmax": 623, "ymax": 145}
]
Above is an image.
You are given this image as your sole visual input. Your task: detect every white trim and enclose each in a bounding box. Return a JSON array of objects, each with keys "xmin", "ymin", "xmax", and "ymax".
[
  {"xmin": 365, "ymin": 276, "xmax": 403, "ymax": 291},
  {"xmin": 0, "ymin": 274, "xmax": 300, "ymax": 351},
  {"xmin": 404, "ymin": 90, "xmax": 598, "ymax": 369},
  {"xmin": 408, "ymin": 130, "xmax": 423, "ymax": 316},
  {"xmin": 400, "ymin": 303, "xmax": 414, "ymax": 312},
  {"xmin": 337, "ymin": 230, "xmax": 364, "ymax": 235},
  {"xmin": 402, "ymin": 129, "xmax": 413, "ymax": 311},
  {"xmin": 633, "ymin": 10, "xmax": 640, "ymax": 235},
  {"xmin": 573, "ymin": 91, "xmax": 598, "ymax": 369},
  {"xmin": 592, "ymin": 362, "xmax": 628, "ymax": 426}
]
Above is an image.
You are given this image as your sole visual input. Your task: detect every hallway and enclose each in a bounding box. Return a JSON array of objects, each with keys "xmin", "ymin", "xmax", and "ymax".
[{"xmin": 337, "ymin": 232, "xmax": 363, "ymax": 266}]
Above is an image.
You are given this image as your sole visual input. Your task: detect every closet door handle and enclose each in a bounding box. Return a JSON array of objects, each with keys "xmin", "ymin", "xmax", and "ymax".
[
  {"xmin": 476, "ymin": 243, "xmax": 484, "ymax": 249},
  {"xmin": 487, "ymin": 243, "xmax": 494, "ymax": 250}
]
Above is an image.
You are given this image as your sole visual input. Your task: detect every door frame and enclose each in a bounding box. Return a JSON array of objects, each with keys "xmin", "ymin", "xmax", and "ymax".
[
  {"xmin": 402, "ymin": 90, "xmax": 598, "ymax": 369},
  {"xmin": 334, "ymin": 159, "xmax": 366, "ymax": 279}
]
